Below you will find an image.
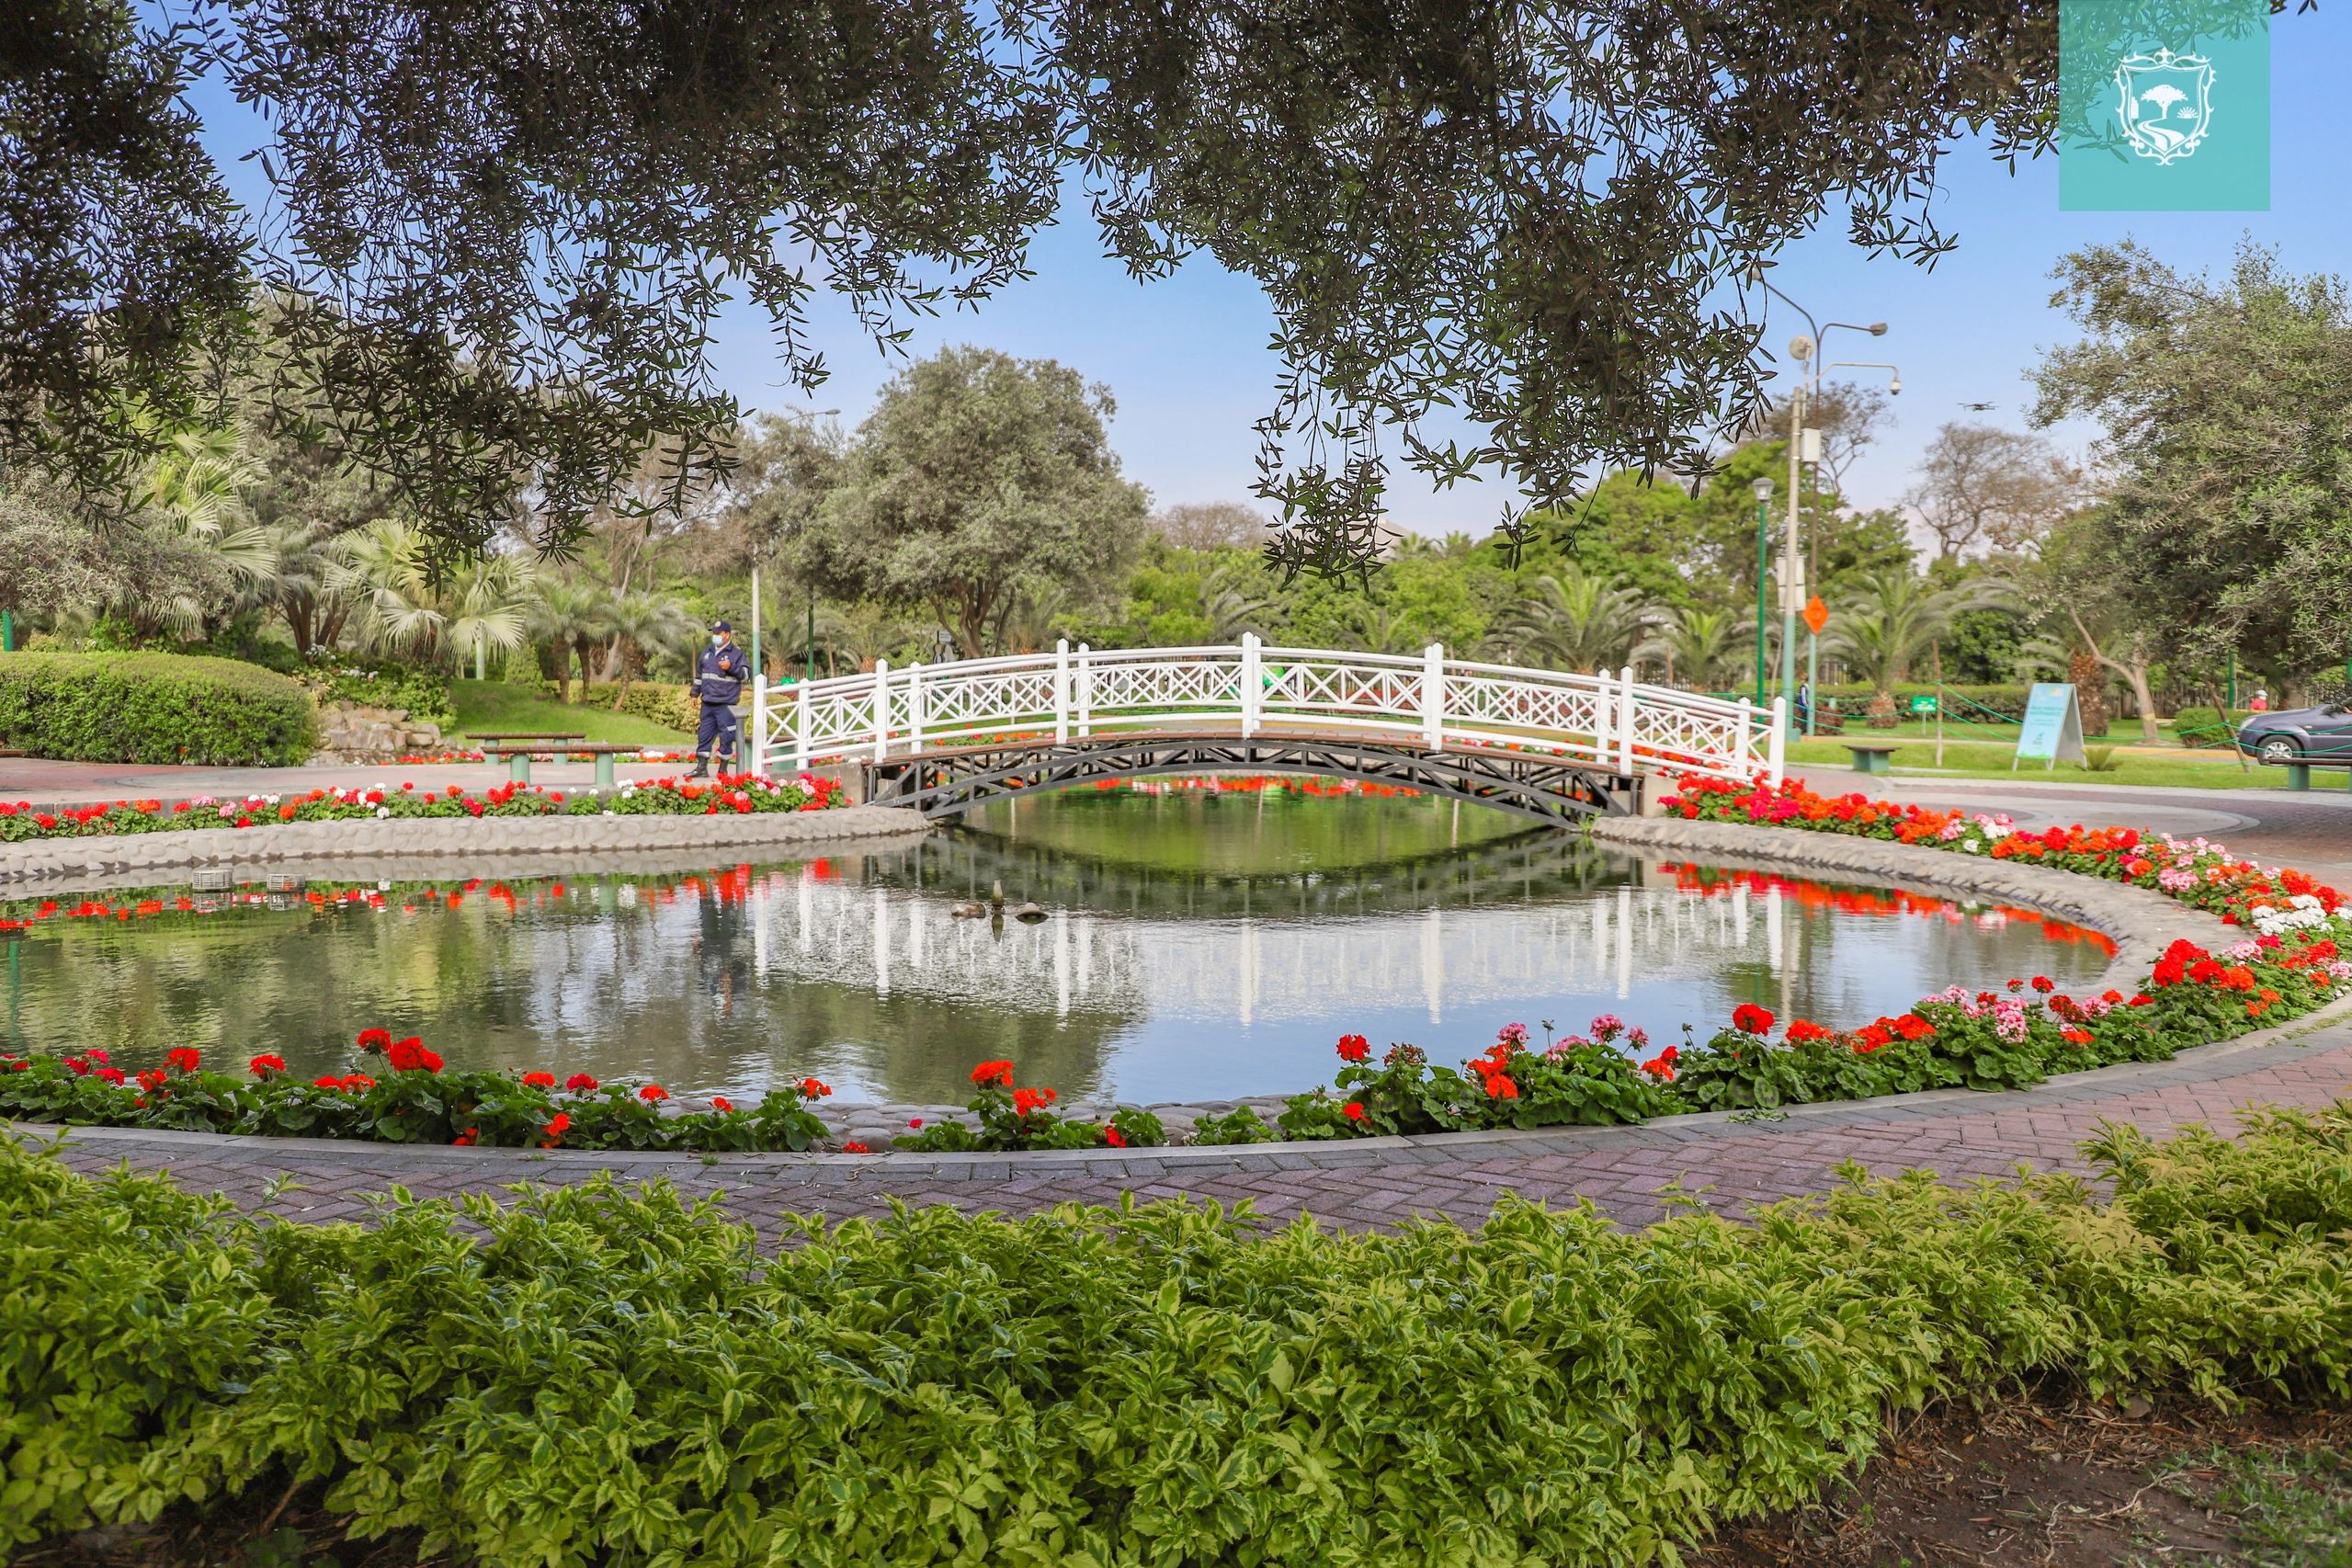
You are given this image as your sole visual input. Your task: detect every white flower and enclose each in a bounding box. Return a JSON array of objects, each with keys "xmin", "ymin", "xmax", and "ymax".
[{"xmin": 375, "ymin": 806, "xmax": 392, "ymax": 819}]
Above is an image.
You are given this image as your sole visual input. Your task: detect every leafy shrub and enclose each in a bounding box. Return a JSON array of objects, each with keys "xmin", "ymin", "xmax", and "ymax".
[
  {"xmin": 300, "ymin": 662, "xmax": 454, "ymax": 725},
  {"xmin": 537, "ymin": 678, "xmax": 698, "ymax": 731},
  {"xmin": 12, "ymin": 1104, "xmax": 2352, "ymax": 1562},
  {"xmin": 1815, "ymin": 681, "xmax": 2032, "ymax": 721},
  {"xmin": 2171, "ymin": 705, "xmax": 2246, "ymax": 746},
  {"xmin": 0, "ymin": 653, "xmax": 318, "ymax": 766},
  {"xmin": 1189, "ymin": 1105, "xmax": 1277, "ymax": 1145}
]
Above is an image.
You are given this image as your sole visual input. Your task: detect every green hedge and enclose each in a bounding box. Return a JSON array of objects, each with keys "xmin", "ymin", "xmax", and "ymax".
[
  {"xmin": 1814, "ymin": 681, "xmax": 2032, "ymax": 721},
  {"xmin": 0, "ymin": 653, "xmax": 318, "ymax": 766},
  {"xmin": 9, "ymin": 1104, "xmax": 2352, "ymax": 1562}
]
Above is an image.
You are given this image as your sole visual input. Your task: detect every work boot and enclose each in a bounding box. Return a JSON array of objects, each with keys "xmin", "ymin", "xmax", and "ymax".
[{"xmin": 687, "ymin": 756, "xmax": 710, "ymax": 779}]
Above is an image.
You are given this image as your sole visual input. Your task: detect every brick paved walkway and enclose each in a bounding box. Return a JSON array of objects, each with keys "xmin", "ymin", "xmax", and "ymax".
[{"xmin": 28, "ymin": 1006, "xmax": 2352, "ymax": 1242}]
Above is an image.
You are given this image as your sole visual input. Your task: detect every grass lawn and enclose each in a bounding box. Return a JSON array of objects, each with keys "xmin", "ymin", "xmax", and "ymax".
[
  {"xmin": 449, "ymin": 680, "xmax": 692, "ymax": 745},
  {"xmin": 1781, "ymin": 735, "xmax": 2316, "ymax": 790}
]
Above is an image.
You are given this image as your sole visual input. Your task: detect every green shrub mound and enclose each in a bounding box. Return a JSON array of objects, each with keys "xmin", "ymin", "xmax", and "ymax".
[
  {"xmin": 536, "ymin": 679, "xmax": 699, "ymax": 732},
  {"xmin": 10, "ymin": 1103, "xmax": 2352, "ymax": 1564},
  {"xmin": 0, "ymin": 653, "xmax": 318, "ymax": 766}
]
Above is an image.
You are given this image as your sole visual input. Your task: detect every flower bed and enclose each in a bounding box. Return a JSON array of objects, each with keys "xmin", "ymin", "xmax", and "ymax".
[
  {"xmin": 0, "ymin": 771, "xmax": 844, "ymax": 843},
  {"xmin": 2, "ymin": 1032, "xmax": 1168, "ymax": 1155}
]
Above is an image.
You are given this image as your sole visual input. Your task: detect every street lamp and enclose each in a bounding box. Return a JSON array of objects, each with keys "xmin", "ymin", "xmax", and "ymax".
[{"xmin": 1752, "ymin": 476, "xmax": 1774, "ymax": 708}]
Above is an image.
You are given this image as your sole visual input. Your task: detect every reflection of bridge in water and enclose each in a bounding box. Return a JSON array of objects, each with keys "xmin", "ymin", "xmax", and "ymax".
[{"xmin": 733, "ymin": 846, "xmax": 1946, "ymax": 1031}]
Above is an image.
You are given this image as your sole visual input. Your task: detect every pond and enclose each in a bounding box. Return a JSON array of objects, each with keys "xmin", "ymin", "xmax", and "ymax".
[{"xmin": 0, "ymin": 782, "xmax": 2113, "ymax": 1105}]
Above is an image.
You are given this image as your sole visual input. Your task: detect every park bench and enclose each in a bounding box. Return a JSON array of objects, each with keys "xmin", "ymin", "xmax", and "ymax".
[
  {"xmin": 1843, "ymin": 741, "xmax": 1901, "ymax": 777},
  {"xmin": 478, "ymin": 740, "xmax": 662, "ymax": 789},
  {"xmin": 2260, "ymin": 755, "xmax": 2352, "ymax": 792},
  {"xmin": 469, "ymin": 731, "xmax": 585, "ymax": 778}
]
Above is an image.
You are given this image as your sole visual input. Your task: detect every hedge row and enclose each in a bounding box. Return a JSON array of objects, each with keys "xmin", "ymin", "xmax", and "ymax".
[
  {"xmin": 9, "ymin": 1103, "xmax": 2352, "ymax": 1563},
  {"xmin": 0, "ymin": 653, "xmax": 319, "ymax": 766}
]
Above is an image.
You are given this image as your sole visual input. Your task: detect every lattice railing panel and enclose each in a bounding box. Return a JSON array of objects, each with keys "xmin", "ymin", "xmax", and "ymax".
[{"xmin": 755, "ymin": 640, "xmax": 1779, "ymax": 786}]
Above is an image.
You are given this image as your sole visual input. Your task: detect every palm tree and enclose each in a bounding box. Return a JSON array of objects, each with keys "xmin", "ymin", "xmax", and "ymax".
[
  {"xmin": 329, "ymin": 521, "xmax": 533, "ymax": 671},
  {"xmin": 1637, "ymin": 606, "xmax": 1741, "ymax": 689},
  {"xmin": 526, "ymin": 580, "xmax": 612, "ymax": 702},
  {"xmin": 142, "ymin": 427, "xmax": 280, "ymax": 589},
  {"xmin": 1198, "ymin": 563, "xmax": 1286, "ymax": 642},
  {"xmin": 601, "ymin": 591, "xmax": 698, "ymax": 711},
  {"xmin": 1824, "ymin": 570, "xmax": 2008, "ymax": 696},
  {"xmin": 1497, "ymin": 567, "xmax": 1646, "ymax": 674}
]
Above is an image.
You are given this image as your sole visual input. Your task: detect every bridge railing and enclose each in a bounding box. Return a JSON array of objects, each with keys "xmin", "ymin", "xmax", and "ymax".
[{"xmin": 749, "ymin": 637, "xmax": 1783, "ymax": 786}]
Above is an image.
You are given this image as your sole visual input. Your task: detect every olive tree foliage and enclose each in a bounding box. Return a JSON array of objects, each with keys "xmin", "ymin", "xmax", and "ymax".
[
  {"xmin": 784, "ymin": 348, "xmax": 1149, "ymax": 658},
  {"xmin": 2030, "ymin": 241, "xmax": 2352, "ymax": 676},
  {"xmin": 6, "ymin": 0, "xmax": 2073, "ymax": 574}
]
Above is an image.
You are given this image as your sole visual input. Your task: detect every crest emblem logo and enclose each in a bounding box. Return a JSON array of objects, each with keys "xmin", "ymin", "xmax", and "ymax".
[{"xmin": 2115, "ymin": 48, "xmax": 2215, "ymax": 164}]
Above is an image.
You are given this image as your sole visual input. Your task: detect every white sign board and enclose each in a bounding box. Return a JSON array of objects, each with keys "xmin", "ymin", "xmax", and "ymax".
[{"xmin": 2014, "ymin": 682, "xmax": 2086, "ymax": 770}]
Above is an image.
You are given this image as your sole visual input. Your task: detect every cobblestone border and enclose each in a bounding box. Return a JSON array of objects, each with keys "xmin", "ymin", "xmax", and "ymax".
[
  {"xmin": 10, "ymin": 812, "xmax": 2288, "ymax": 1162},
  {"xmin": 0, "ymin": 804, "xmax": 930, "ymax": 885}
]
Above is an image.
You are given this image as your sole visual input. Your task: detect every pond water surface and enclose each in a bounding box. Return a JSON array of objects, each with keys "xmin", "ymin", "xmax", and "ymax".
[{"xmin": 1, "ymin": 785, "xmax": 2112, "ymax": 1103}]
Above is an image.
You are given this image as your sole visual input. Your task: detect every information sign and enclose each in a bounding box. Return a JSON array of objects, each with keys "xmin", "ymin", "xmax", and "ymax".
[{"xmin": 2014, "ymin": 683, "xmax": 2086, "ymax": 770}]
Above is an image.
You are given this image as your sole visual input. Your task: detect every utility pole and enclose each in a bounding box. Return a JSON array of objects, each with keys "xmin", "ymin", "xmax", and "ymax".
[
  {"xmin": 1752, "ymin": 478, "xmax": 1773, "ymax": 707},
  {"xmin": 1778, "ymin": 344, "xmax": 1808, "ymax": 721}
]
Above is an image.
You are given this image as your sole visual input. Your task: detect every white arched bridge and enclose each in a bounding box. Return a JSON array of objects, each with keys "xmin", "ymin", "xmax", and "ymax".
[{"xmin": 748, "ymin": 637, "xmax": 1785, "ymax": 824}]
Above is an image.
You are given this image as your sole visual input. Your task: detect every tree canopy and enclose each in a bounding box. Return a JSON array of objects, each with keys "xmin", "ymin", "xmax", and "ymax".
[
  {"xmin": 2031, "ymin": 241, "xmax": 2352, "ymax": 677},
  {"xmin": 6, "ymin": 0, "xmax": 2067, "ymax": 570}
]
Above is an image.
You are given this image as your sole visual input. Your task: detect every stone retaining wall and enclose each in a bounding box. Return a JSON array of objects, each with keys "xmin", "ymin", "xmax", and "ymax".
[{"xmin": 0, "ymin": 804, "xmax": 930, "ymax": 885}]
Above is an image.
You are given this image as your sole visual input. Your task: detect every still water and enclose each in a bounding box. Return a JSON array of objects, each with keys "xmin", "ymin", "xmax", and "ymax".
[{"xmin": 0, "ymin": 786, "xmax": 2111, "ymax": 1103}]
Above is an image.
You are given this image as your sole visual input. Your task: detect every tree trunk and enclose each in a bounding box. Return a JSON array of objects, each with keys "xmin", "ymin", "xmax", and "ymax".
[
  {"xmin": 551, "ymin": 643, "xmax": 572, "ymax": 705},
  {"xmin": 2067, "ymin": 648, "xmax": 2109, "ymax": 740},
  {"xmin": 2119, "ymin": 660, "xmax": 2158, "ymax": 744},
  {"xmin": 610, "ymin": 642, "xmax": 636, "ymax": 711}
]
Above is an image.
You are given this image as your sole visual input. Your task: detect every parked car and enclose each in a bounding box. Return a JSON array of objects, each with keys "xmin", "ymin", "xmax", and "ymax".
[{"xmin": 2234, "ymin": 701, "xmax": 2352, "ymax": 762}]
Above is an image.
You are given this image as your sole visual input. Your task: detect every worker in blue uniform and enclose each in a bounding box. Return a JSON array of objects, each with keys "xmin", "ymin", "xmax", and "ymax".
[{"xmin": 688, "ymin": 620, "xmax": 751, "ymax": 778}]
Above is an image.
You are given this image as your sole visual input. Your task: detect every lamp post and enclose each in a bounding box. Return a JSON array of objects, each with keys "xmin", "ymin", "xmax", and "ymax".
[{"xmin": 1752, "ymin": 476, "xmax": 1774, "ymax": 707}]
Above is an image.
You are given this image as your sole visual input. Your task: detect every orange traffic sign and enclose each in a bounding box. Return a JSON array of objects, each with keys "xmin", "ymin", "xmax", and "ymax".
[{"xmin": 1802, "ymin": 595, "xmax": 1828, "ymax": 635}]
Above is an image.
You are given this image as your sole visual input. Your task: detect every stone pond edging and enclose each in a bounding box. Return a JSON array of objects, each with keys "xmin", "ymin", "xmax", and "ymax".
[{"xmin": 0, "ymin": 804, "xmax": 932, "ymax": 885}]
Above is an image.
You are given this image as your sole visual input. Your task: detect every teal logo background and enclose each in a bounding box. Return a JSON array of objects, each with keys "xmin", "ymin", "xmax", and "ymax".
[{"xmin": 2060, "ymin": 0, "xmax": 2270, "ymax": 210}]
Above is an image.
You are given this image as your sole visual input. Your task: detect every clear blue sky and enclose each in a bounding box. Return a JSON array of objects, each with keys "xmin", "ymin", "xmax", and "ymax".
[{"xmin": 184, "ymin": 9, "xmax": 2348, "ymax": 535}]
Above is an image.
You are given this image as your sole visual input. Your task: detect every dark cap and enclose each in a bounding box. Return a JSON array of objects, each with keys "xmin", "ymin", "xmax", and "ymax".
[{"xmin": 709, "ymin": 619, "xmax": 733, "ymax": 633}]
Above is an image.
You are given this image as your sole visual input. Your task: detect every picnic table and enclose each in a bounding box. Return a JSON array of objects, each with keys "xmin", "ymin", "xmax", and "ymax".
[
  {"xmin": 476, "ymin": 739, "xmax": 654, "ymax": 789},
  {"xmin": 1842, "ymin": 741, "xmax": 1901, "ymax": 777}
]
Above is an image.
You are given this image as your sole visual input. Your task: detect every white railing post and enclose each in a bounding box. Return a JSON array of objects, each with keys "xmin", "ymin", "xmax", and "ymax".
[
  {"xmin": 1421, "ymin": 642, "xmax": 1445, "ymax": 753},
  {"xmin": 1736, "ymin": 696, "xmax": 1755, "ymax": 779},
  {"xmin": 1767, "ymin": 698, "xmax": 1788, "ymax": 786},
  {"xmin": 1593, "ymin": 676, "xmax": 1613, "ymax": 766},
  {"xmin": 871, "ymin": 659, "xmax": 891, "ymax": 763},
  {"xmin": 1075, "ymin": 642, "xmax": 1093, "ymax": 737},
  {"xmin": 908, "ymin": 663, "xmax": 925, "ymax": 752},
  {"xmin": 1240, "ymin": 634, "xmax": 1262, "ymax": 737},
  {"xmin": 792, "ymin": 681, "xmax": 812, "ymax": 771},
  {"xmin": 749, "ymin": 676, "xmax": 768, "ymax": 778},
  {"xmin": 1616, "ymin": 665, "xmax": 1637, "ymax": 775},
  {"xmin": 1053, "ymin": 638, "xmax": 1071, "ymax": 745}
]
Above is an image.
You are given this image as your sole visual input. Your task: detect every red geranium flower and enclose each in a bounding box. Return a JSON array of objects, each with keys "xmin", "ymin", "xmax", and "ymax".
[
  {"xmin": 2030, "ymin": 975, "xmax": 2054, "ymax": 994},
  {"xmin": 1104, "ymin": 1124, "xmax": 1127, "ymax": 1148},
  {"xmin": 1731, "ymin": 1004, "xmax": 1775, "ymax": 1035},
  {"xmin": 1342, "ymin": 1101, "xmax": 1367, "ymax": 1121},
  {"xmin": 1335, "ymin": 1033, "xmax": 1371, "ymax": 1063},
  {"xmin": 565, "ymin": 1073, "xmax": 599, "ymax": 1093},
  {"xmin": 798, "ymin": 1076, "xmax": 832, "ymax": 1098},
  {"xmin": 711, "ymin": 1095, "xmax": 734, "ymax": 1113},
  {"xmin": 165, "ymin": 1046, "xmax": 201, "ymax": 1073},
  {"xmin": 1783, "ymin": 1019, "xmax": 1831, "ymax": 1044},
  {"xmin": 1012, "ymin": 1085, "xmax": 1059, "ymax": 1116},
  {"xmin": 639, "ymin": 1084, "xmax": 669, "ymax": 1103},
  {"xmin": 539, "ymin": 1111, "xmax": 571, "ymax": 1148},
  {"xmin": 356, "ymin": 1028, "xmax": 392, "ymax": 1051},
  {"xmin": 248, "ymin": 1053, "xmax": 287, "ymax": 1078},
  {"xmin": 521, "ymin": 1071, "xmax": 555, "ymax": 1089},
  {"xmin": 841, "ymin": 1141, "xmax": 871, "ymax": 1153},
  {"xmin": 971, "ymin": 1060, "xmax": 1015, "ymax": 1087}
]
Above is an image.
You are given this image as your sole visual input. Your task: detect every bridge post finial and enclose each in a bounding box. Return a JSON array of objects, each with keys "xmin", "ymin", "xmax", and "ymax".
[
  {"xmin": 1053, "ymin": 639, "xmax": 1072, "ymax": 745},
  {"xmin": 1241, "ymin": 633, "xmax": 1263, "ymax": 738},
  {"xmin": 1421, "ymin": 642, "xmax": 1445, "ymax": 754},
  {"xmin": 1616, "ymin": 665, "xmax": 1637, "ymax": 775}
]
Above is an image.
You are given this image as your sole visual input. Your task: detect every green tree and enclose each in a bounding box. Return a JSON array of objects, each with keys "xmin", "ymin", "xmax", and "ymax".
[
  {"xmin": 329, "ymin": 521, "xmax": 533, "ymax": 671},
  {"xmin": 786, "ymin": 348, "xmax": 1148, "ymax": 658},
  {"xmin": 1494, "ymin": 567, "xmax": 1646, "ymax": 674},
  {"xmin": 11, "ymin": 0, "xmax": 2073, "ymax": 563},
  {"xmin": 1638, "ymin": 606, "xmax": 1742, "ymax": 689},
  {"xmin": 2032, "ymin": 240, "xmax": 2352, "ymax": 677},
  {"xmin": 1826, "ymin": 570, "xmax": 2006, "ymax": 695}
]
